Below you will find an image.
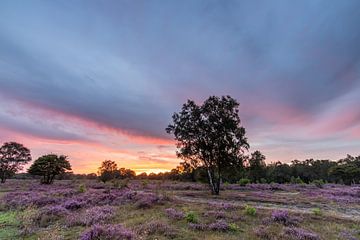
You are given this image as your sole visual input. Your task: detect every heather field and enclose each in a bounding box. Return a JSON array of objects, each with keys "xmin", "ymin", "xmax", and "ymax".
[{"xmin": 0, "ymin": 180, "xmax": 359, "ymax": 240}]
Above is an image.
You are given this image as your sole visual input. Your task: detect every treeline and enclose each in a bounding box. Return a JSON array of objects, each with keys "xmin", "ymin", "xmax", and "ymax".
[
  {"xmin": 163, "ymin": 152, "xmax": 360, "ymax": 185},
  {"xmin": 18, "ymin": 152, "xmax": 359, "ymax": 186}
]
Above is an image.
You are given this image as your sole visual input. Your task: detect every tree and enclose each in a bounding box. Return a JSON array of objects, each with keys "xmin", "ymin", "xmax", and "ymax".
[
  {"xmin": 166, "ymin": 95, "xmax": 249, "ymax": 195},
  {"xmin": 248, "ymin": 150, "xmax": 266, "ymax": 183},
  {"xmin": 0, "ymin": 142, "xmax": 32, "ymax": 183},
  {"xmin": 98, "ymin": 160, "xmax": 118, "ymax": 183},
  {"xmin": 116, "ymin": 168, "xmax": 136, "ymax": 179},
  {"xmin": 28, "ymin": 154, "xmax": 71, "ymax": 184}
]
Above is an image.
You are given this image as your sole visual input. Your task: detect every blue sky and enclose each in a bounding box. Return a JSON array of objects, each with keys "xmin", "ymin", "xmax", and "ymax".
[{"xmin": 1, "ymin": 0, "xmax": 360, "ymax": 173}]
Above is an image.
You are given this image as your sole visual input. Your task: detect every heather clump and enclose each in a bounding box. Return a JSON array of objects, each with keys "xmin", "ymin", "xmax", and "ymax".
[
  {"xmin": 134, "ymin": 193, "xmax": 162, "ymax": 209},
  {"xmin": 284, "ymin": 227, "xmax": 320, "ymax": 240},
  {"xmin": 204, "ymin": 210, "xmax": 226, "ymax": 219},
  {"xmin": 165, "ymin": 208, "xmax": 184, "ymax": 220},
  {"xmin": 208, "ymin": 219, "xmax": 229, "ymax": 231},
  {"xmin": 63, "ymin": 199, "xmax": 86, "ymax": 210},
  {"xmin": 271, "ymin": 210, "xmax": 289, "ymax": 224},
  {"xmin": 188, "ymin": 223, "xmax": 207, "ymax": 231},
  {"xmin": 67, "ymin": 205, "xmax": 116, "ymax": 226},
  {"xmin": 80, "ymin": 224, "xmax": 135, "ymax": 240}
]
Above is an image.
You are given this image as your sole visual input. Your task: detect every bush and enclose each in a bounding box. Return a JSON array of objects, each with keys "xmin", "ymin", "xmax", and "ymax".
[
  {"xmin": 312, "ymin": 180, "xmax": 325, "ymax": 188},
  {"xmin": 79, "ymin": 184, "xmax": 87, "ymax": 193},
  {"xmin": 290, "ymin": 177, "xmax": 304, "ymax": 184},
  {"xmin": 312, "ymin": 208, "xmax": 322, "ymax": 216},
  {"xmin": 244, "ymin": 205, "xmax": 256, "ymax": 216},
  {"xmin": 185, "ymin": 211, "xmax": 198, "ymax": 223},
  {"xmin": 228, "ymin": 223, "xmax": 240, "ymax": 232},
  {"xmin": 238, "ymin": 178, "xmax": 250, "ymax": 186}
]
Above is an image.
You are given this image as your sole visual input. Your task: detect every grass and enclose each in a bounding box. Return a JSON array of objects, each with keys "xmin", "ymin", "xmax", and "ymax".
[{"xmin": 0, "ymin": 180, "xmax": 359, "ymax": 239}]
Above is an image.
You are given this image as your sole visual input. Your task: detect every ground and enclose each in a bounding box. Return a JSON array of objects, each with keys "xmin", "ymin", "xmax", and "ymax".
[{"xmin": 0, "ymin": 179, "xmax": 359, "ymax": 240}]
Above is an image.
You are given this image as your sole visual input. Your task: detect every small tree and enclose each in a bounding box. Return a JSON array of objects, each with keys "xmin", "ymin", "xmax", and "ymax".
[
  {"xmin": 166, "ymin": 96, "xmax": 249, "ymax": 195},
  {"xmin": 98, "ymin": 160, "xmax": 118, "ymax": 183},
  {"xmin": 28, "ymin": 154, "xmax": 71, "ymax": 184},
  {"xmin": 248, "ymin": 150, "xmax": 266, "ymax": 183},
  {"xmin": 0, "ymin": 142, "xmax": 32, "ymax": 183}
]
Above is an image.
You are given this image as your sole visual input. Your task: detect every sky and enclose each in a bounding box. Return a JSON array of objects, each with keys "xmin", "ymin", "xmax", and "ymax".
[{"xmin": 1, "ymin": 0, "xmax": 360, "ymax": 174}]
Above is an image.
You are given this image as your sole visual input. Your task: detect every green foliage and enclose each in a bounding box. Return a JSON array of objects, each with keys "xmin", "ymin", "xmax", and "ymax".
[
  {"xmin": 141, "ymin": 179, "xmax": 149, "ymax": 188},
  {"xmin": 0, "ymin": 142, "xmax": 32, "ymax": 183},
  {"xmin": 312, "ymin": 208, "xmax": 322, "ymax": 216},
  {"xmin": 290, "ymin": 176, "xmax": 304, "ymax": 184},
  {"xmin": 238, "ymin": 178, "xmax": 250, "ymax": 186},
  {"xmin": 229, "ymin": 223, "xmax": 240, "ymax": 232},
  {"xmin": 244, "ymin": 205, "xmax": 256, "ymax": 216},
  {"xmin": 185, "ymin": 211, "xmax": 198, "ymax": 223},
  {"xmin": 166, "ymin": 96, "xmax": 249, "ymax": 195},
  {"xmin": 312, "ymin": 179, "xmax": 325, "ymax": 188},
  {"xmin": 78, "ymin": 183, "xmax": 86, "ymax": 193},
  {"xmin": 248, "ymin": 151, "xmax": 266, "ymax": 183},
  {"xmin": 28, "ymin": 154, "xmax": 71, "ymax": 184}
]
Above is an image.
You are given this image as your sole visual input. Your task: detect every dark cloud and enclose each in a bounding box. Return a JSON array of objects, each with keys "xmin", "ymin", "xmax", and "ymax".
[{"xmin": 1, "ymin": 0, "xmax": 360, "ymax": 144}]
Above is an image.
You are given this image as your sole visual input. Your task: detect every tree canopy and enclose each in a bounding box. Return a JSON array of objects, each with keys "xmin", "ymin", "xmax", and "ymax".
[
  {"xmin": 166, "ymin": 95, "xmax": 249, "ymax": 194},
  {"xmin": 0, "ymin": 142, "xmax": 32, "ymax": 183},
  {"xmin": 28, "ymin": 154, "xmax": 71, "ymax": 184}
]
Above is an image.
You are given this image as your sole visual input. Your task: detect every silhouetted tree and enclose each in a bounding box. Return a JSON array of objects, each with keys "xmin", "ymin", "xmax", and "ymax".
[
  {"xmin": 98, "ymin": 160, "xmax": 118, "ymax": 183},
  {"xmin": 0, "ymin": 142, "xmax": 32, "ymax": 183},
  {"xmin": 116, "ymin": 168, "xmax": 136, "ymax": 179},
  {"xmin": 166, "ymin": 95, "xmax": 249, "ymax": 195},
  {"xmin": 28, "ymin": 154, "xmax": 71, "ymax": 184},
  {"xmin": 248, "ymin": 150, "xmax": 266, "ymax": 183}
]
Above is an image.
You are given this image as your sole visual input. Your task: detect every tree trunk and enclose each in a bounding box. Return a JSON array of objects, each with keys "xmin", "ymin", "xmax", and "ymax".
[{"xmin": 207, "ymin": 168, "xmax": 221, "ymax": 195}]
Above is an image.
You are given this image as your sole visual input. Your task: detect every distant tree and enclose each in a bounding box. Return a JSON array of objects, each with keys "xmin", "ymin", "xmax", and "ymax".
[
  {"xmin": 98, "ymin": 160, "xmax": 118, "ymax": 183},
  {"xmin": 0, "ymin": 142, "xmax": 32, "ymax": 183},
  {"xmin": 137, "ymin": 172, "xmax": 148, "ymax": 179},
  {"xmin": 28, "ymin": 154, "xmax": 71, "ymax": 184},
  {"xmin": 329, "ymin": 155, "xmax": 360, "ymax": 185},
  {"xmin": 116, "ymin": 168, "xmax": 136, "ymax": 179},
  {"xmin": 248, "ymin": 150, "xmax": 266, "ymax": 183},
  {"xmin": 266, "ymin": 162, "xmax": 292, "ymax": 183},
  {"xmin": 166, "ymin": 96, "xmax": 249, "ymax": 195}
]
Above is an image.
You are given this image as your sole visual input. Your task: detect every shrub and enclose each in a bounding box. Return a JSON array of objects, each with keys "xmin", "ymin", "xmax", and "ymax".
[
  {"xmin": 244, "ymin": 205, "xmax": 256, "ymax": 216},
  {"xmin": 291, "ymin": 177, "xmax": 304, "ymax": 184},
  {"xmin": 228, "ymin": 223, "xmax": 240, "ymax": 232},
  {"xmin": 165, "ymin": 208, "xmax": 184, "ymax": 220},
  {"xmin": 312, "ymin": 180, "xmax": 325, "ymax": 188},
  {"xmin": 284, "ymin": 227, "xmax": 320, "ymax": 240},
  {"xmin": 185, "ymin": 211, "xmax": 198, "ymax": 223},
  {"xmin": 312, "ymin": 208, "xmax": 322, "ymax": 216},
  {"xmin": 80, "ymin": 224, "xmax": 135, "ymax": 240},
  {"xmin": 79, "ymin": 184, "xmax": 87, "ymax": 193},
  {"xmin": 238, "ymin": 178, "xmax": 250, "ymax": 186}
]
